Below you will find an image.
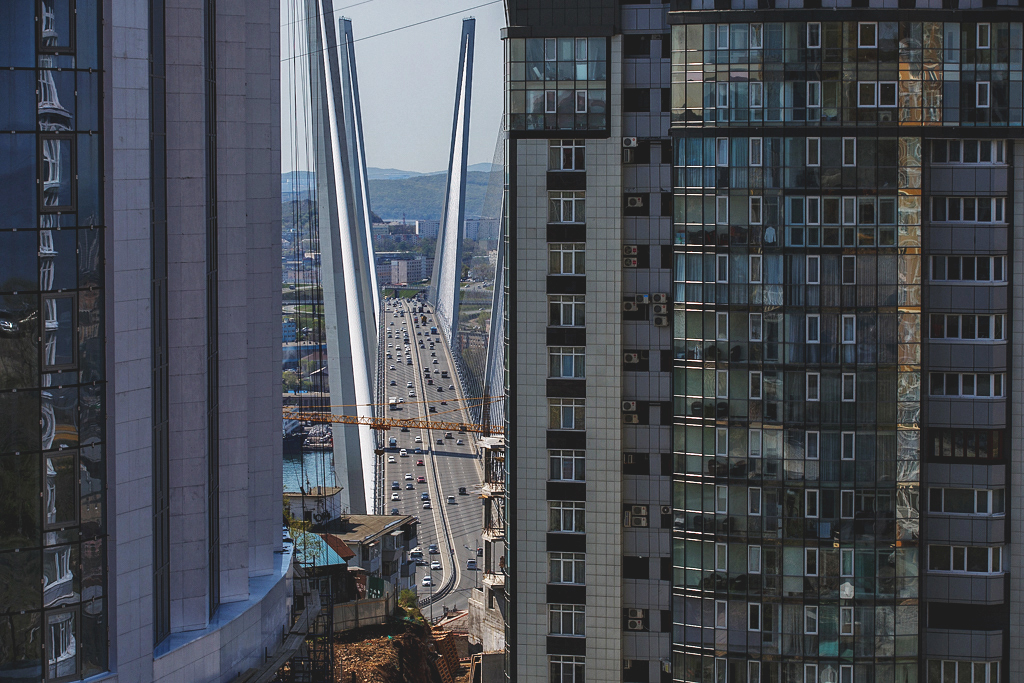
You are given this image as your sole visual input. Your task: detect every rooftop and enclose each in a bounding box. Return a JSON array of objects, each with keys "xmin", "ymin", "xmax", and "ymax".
[
  {"xmin": 317, "ymin": 514, "xmax": 416, "ymax": 546},
  {"xmin": 283, "ymin": 486, "xmax": 342, "ymax": 498}
]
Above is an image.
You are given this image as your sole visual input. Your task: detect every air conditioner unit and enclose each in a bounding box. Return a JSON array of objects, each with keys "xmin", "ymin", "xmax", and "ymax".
[
  {"xmin": 652, "ymin": 293, "xmax": 668, "ymax": 304},
  {"xmin": 632, "ymin": 516, "xmax": 649, "ymax": 527},
  {"xmin": 623, "ymin": 245, "xmax": 638, "ymax": 256},
  {"xmin": 622, "ymin": 147, "xmax": 635, "ymax": 164},
  {"xmin": 622, "ymin": 401, "xmax": 637, "ymax": 412},
  {"xmin": 622, "ymin": 511, "xmax": 631, "ymax": 526},
  {"xmin": 631, "ymin": 505, "xmax": 648, "ymax": 517},
  {"xmin": 653, "ymin": 316, "xmax": 669, "ymax": 327},
  {"xmin": 623, "ymin": 453, "xmax": 635, "ymax": 465},
  {"xmin": 622, "ymin": 301, "xmax": 638, "ymax": 312},
  {"xmin": 635, "ymin": 294, "xmax": 650, "ymax": 304},
  {"xmin": 653, "ymin": 304, "xmax": 668, "ymax": 315},
  {"xmin": 623, "ymin": 137, "xmax": 638, "ymax": 148},
  {"xmin": 661, "ymin": 505, "xmax": 671, "ymax": 515},
  {"xmin": 627, "ymin": 196, "xmax": 645, "ymax": 209},
  {"xmin": 623, "ymin": 414, "xmax": 640, "ymax": 424},
  {"xmin": 623, "ymin": 257, "xmax": 638, "ymax": 268},
  {"xmin": 627, "ymin": 608, "xmax": 645, "ymax": 619},
  {"xmin": 627, "ymin": 619, "xmax": 645, "ymax": 631},
  {"xmin": 624, "ymin": 353, "xmax": 640, "ymax": 364}
]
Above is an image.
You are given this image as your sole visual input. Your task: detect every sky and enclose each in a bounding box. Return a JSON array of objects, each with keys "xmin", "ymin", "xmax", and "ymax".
[{"xmin": 281, "ymin": 0, "xmax": 506, "ymax": 174}]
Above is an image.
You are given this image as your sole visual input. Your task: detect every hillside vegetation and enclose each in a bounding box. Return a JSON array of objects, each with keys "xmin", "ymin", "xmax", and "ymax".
[{"xmin": 368, "ymin": 171, "xmax": 492, "ymax": 222}]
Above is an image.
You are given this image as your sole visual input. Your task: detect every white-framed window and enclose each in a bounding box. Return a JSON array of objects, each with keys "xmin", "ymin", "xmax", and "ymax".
[
  {"xmin": 928, "ymin": 545, "xmax": 1002, "ymax": 574},
  {"xmin": 806, "ymin": 81, "xmax": 821, "ymax": 108},
  {"xmin": 806, "ymin": 255, "xmax": 820, "ymax": 284},
  {"xmin": 842, "ymin": 196, "xmax": 857, "ymax": 224},
  {"xmin": 807, "ymin": 196, "xmax": 820, "ymax": 225},
  {"xmin": 549, "ymin": 347, "xmax": 586, "ymax": 378},
  {"xmin": 841, "ymin": 489, "xmax": 855, "ymax": 518},
  {"xmin": 545, "ymin": 89, "xmax": 557, "ymax": 113},
  {"xmin": 549, "ymin": 603, "xmax": 586, "ymax": 636},
  {"xmin": 977, "ymin": 81, "xmax": 990, "ymax": 108},
  {"xmin": 716, "ymin": 137, "xmax": 729, "ymax": 166},
  {"xmin": 841, "ymin": 431, "xmax": 855, "ymax": 460},
  {"xmin": 549, "ymin": 191, "xmax": 586, "ymax": 223},
  {"xmin": 716, "ymin": 371, "xmax": 729, "ymax": 399},
  {"xmin": 749, "ymin": 137, "xmax": 763, "ymax": 166},
  {"xmin": 842, "ymin": 315, "xmax": 856, "ymax": 344},
  {"xmin": 928, "ymin": 661, "xmax": 999, "ymax": 683},
  {"xmin": 716, "ymin": 254, "xmax": 729, "ymax": 283},
  {"xmin": 549, "ymin": 501, "xmax": 586, "ymax": 533},
  {"xmin": 806, "ymin": 137, "xmax": 820, "ymax": 167},
  {"xmin": 749, "ymin": 196, "xmax": 763, "ymax": 225},
  {"xmin": 805, "ymin": 489, "xmax": 819, "ymax": 518},
  {"xmin": 716, "ymin": 25, "xmax": 729, "ymax": 50},
  {"xmin": 749, "ymin": 23, "xmax": 763, "ymax": 49},
  {"xmin": 748, "ymin": 428, "xmax": 762, "ymax": 458},
  {"xmin": 716, "ymin": 196, "xmax": 729, "ymax": 224},
  {"xmin": 842, "ymin": 255, "xmax": 857, "ymax": 284},
  {"xmin": 806, "ymin": 372, "xmax": 820, "ymax": 402},
  {"xmin": 714, "ymin": 600, "xmax": 727, "ymax": 629},
  {"xmin": 749, "ymin": 313, "xmax": 763, "ymax": 342},
  {"xmin": 548, "ymin": 242, "xmax": 586, "ymax": 274},
  {"xmin": 933, "ymin": 139, "xmax": 1005, "ymax": 164},
  {"xmin": 840, "ymin": 606, "xmax": 855, "ymax": 635},
  {"xmin": 931, "ymin": 196, "xmax": 1005, "ymax": 223},
  {"xmin": 879, "ymin": 81, "xmax": 897, "ymax": 107},
  {"xmin": 858, "ymin": 22, "xmax": 877, "ymax": 48},
  {"xmin": 929, "ymin": 487, "xmax": 1005, "ymax": 515},
  {"xmin": 549, "ymin": 139, "xmax": 586, "ymax": 171},
  {"xmin": 715, "ymin": 427, "xmax": 728, "ymax": 456},
  {"xmin": 747, "ymin": 603, "xmax": 762, "ymax": 632},
  {"xmin": 549, "ymin": 398, "xmax": 586, "ymax": 430},
  {"xmin": 805, "ymin": 547, "xmax": 818, "ymax": 576},
  {"xmin": 749, "ymin": 82, "xmax": 764, "ymax": 109},
  {"xmin": 748, "ymin": 487, "xmax": 762, "ymax": 516},
  {"xmin": 575, "ymin": 90, "xmax": 587, "ymax": 113},
  {"xmin": 840, "ymin": 665, "xmax": 853, "ymax": 683},
  {"xmin": 549, "ymin": 552, "xmax": 586, "ymax": 584},
  {"xmin": 804, "ymin": 664, "xmax": 819, "ymax": 683},
  {"xmin": 842, "ymin": 138, "xmax": 856, "ymax": 166},
  {"xmin": 804, "ymin": 606, "xmax": 819, "ymax": 635},
  {"xmin": 715, "ymin": 485, "xmax": 729, "ymax": 514},
  {"xmin": 806, "ymin": 431, "xmax": 820, "ymax": 460},
  {"xmin": 807, "ymin": 22, "xmax": 821, "ymax": 49},
  {"xmin": 806, "ymin": 314, "xmax": 820, "ymax": 344},
  {"xmin": 749, "ymin": 371, "xmax": 762, "ymax": 400},
  {"xmin": 857, "ymin": 81, "xmax": 877, "ymax": 107},
  {"xmin": 716, "ymin": 82, "xmax": 729, "ymax": 108},
  {"xmin": 548, "ymin": 295, "xmax": 585, "ymax": 326},
  {"xmin": 841, "ymin": 548, "xmax": 854, "ymax": 576},
  {"xmin": 929, "ymin": 372, "xmax": 1005, "ymax": 398},
  {"xmin": 841, "ymin": 373, "xmax": 856, "ymax": 402},
  {"xmin": 716, "ymin": 312, "xmax": 729, "ymax": 341},
  {"xmin": 715, "ymin": 659, "xmax": 727, "ymax": 683},
  {"xmin": 550, "ymin": 655, "xmax": 586, "ymax": 683},
  {"xmin": 748, "ymin": 662, "xmax": 761, "ymax": 683},
  {"xmin": 748, "ymin": 545, "xmax": 762, "ymax": 574},
  {"xmin": 930, "ymin": 255, "xmax": 1005, "ymax": 282},
  {"xmin": 549, "ymin": 450, "xmax": 586, "ymax": 481},
  {"xmin": 749, "ymin": 255, "xmax": 762, "ymax": 283},
  {"xmin": 715, "ymin": 543, "xmax": 728, "ymax": 571},
  {"xmin": 977, "ymin": 23, "xmax": 991, "ymax": 49},
  {"xmin": 929, "ymin": 314, "xmax": 1005, "ymax": 341}
]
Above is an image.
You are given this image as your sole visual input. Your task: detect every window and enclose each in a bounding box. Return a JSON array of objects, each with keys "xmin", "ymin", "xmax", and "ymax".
[
  {"xmin": 928, "ymin": 545, "xmax": 1002, "ymax": 574},
  {"xmin": 716, "ymin": 138, "xmax": 729, "ymax": 166},
  {"xmin": 749, "ymin": 371, "xmax": 762, "ymax": 400},
  {"xmin": 549, "ymin": 450, "xmax": 586, "ymax": 481},
  {"xmin": 748, "ymin": 429, "xmax": 762, "ymax": 458},
  {"xmin": 930, "ymin": 255, "xmax": 1004, "ymax": 282},
  {"xmin": 807, "ymin": 196, "xmax": 820, "ymax": 225},
  {"xmin": 716, "ymin": 254, "xmax": 729, "ymax": 283},
  {"xmin": 748, "ymin": 545, "xmax": 761, "ymax": 574},
  {"xmin": 549, "ymin": 603, "xmax": 586, "ymax": 635},
  {"xmin": 749, "ymin": 138, "xmax": 763, "ymax": 166},
  {"xmin": 716, "ymin": 196, "xmax": 729, "ymax": 224},
  {"xmin": 929, "ymin": 314, "xmax": 1005, "ymax": 341},
  {"xmin": 549, "ymin": 191, "xmax": 586, "ymax": 223},
  {"xmin": 549, "ymin": 501, "xmax": 585, "ymax": 533},
  {"xmin": 749, "ymin": 197, "xmax": 762, "ymax": 225},
  {"xmin": 931, "ymin": 197, "xmax": 1005, "ymax": 223},
  {"xmin": 716, "ymin": 312, "xmax": 729, "ymax": 341},
  {"xmin": 805, "ymin": 490, "xmax": 819, "ymax": 519},
  {"xmin": 749, "ymin": 313, "xmax": 762, "ymax": 342},
  {"xmin": 804, "ymin": 665, "xmax": 818, "ymax": 683},
  {"xmin": 749, "ymin": 255, "xmax": 762, "ymax": 283},
  {"xmin": 929, "ymin": 429, "xmax": 1004, "ymax": 459},
  {"xmin": 549, "ymin": 139, "xmax": 585, "ymax": 171},
  {"xmin": 806, "ymin": 373, "xmax": 820, "ymax": 402},
  {"xmin": 549, "ymin": 552, "xmax": 586, "ymax": 583},
  {"xmin": 841, "ymin": 255, "xmax": 856, "ymax": 285},
  {"xmin": 748, "ymin": 662, "xmax": 761, "ymax": 683},
  {"xmin": 575, "ymin": 90, "xmax": 587, "ymax": 113},
  {"xmin": 747, "ymin": 603, "xmax": 761, "ymax": 632},
  {"xmin": 714, "ymin": 600, "xmax": 727, "ymax": 628},
  {"xmin": 840, "ymin": 666, "xmax": 853, "ymax": 683},
  {"xmin": 841, "ymin": 490, "xmax": 854, "ymax": 519},
  {"xmin": 857, "ymin": 81, "xmax": 877, "ymax": 107},
  {"xmin": 806, "ymin": 82, "xmax": 820, "ymax": 108},
  {"xmin": 806, "ymin": 431, "xmax": 819, "ymax": 460},
  {"xmin": 841, "ymin": 373, "xmax": 856, "ymax": 402},
  {"xmin": 977, "ymin": 23, "xmax": 991, "ymax": 49},
  {"xmin": 929, "ymin": 373, "xmax": 1005, "ymax": 398},
  {"xmin": 805, "ymin": 548, "xmax": 818, "ymax": 576},
  {"xmin": 842, "ymin": 138, "xmax": 856, "ymax": 166},
  {"xmin": 840, "ymin": 607, "xmax": 854, "ymax": 635},
  {"xmin": 749, "ymin": 83, "xmax": 763, "ymax": 109},
  {"xmin": 545, "ymin": 90, "xmax": 557, "ymax": 113},
  {"xmin": 749, "ymin": 24, "xmax": 763, "ymax": 49},
  {"xmin": 804, "ymin": 606, "xmax": 818, "ymax": 635},
  {"xmin": 548, "ymin": 243, "xmax": 586, "ymax": 274},
  {"xmin": 807, "ymin": 22, "xmax": 821, "ymax": 48},
  {"xmin": 927, "ymin": 661, "xmax": 999, "ymax": 683},
  {"xmin": 805, "ymin": 315, "xmax": 820, "ymax": 344},
  {"xmin": 550, "ymin": 655, "xmax": 585, "ymax": 683},
  {"xmin": 549, "ymin": 399, "xmax": 585, "ymax": 430},
  {"xmin": 549, "ymin": 347, "xmax": 586, "ymax": 378},
  {"xmin": 933, "ymin": 140, "xmax": 1005, "ymax": 164},
  {"xmin": 806, "ymin": 255, "xmax": 820, "ymax": 284},
  {"xmin": 929, "ymin": 488, "xmax": 1005, "ymax": 515},
  {"xmin": 840, "ymin": 549, "xmax": 854, "ymax": 576},
  {"xmin": 716, "ymin": 371, "xmax": 729, "ymax": 399},
  {"xmin": 841, "ymin": 315, "xmax": 856, "ymax": 344},
  {"xmin": 715, "ymin": 485, "xmax": 729, "ymax": 514},
  {"xmin": 977, "ymin": 82, "xmax": 990, "ymax": 108},
  {"xmin": 858, "ymin": 22, "xmax": 877, "ymax": 48},
  {"xmin": 842, "ymin": 197, "xmax": 856, "ymax": 225},
  {"xmin": 715, "ymin": 428, "xmax": 728, "ymax": 456},
  {"xmin": 841, "ymin": 432, "xmax": 855, "ymax": 460},
  {"xmin": 716, "ymin": 82, "xmax": 729, "ymax": 109},
  {"xmin": 806, "ymin": 137, "xmax": 820, "ymax": 167},
  {"xmin": 748, "ymin": 487, "xmax": 762, "ymax": 516},
  {"xmin": 549, "ymin": 295, "xmax": 585, "ymax": 326},
  {"xmin": 41, "ymin": 293, "xmax": 77, "ymax": 371},
  {"xmin": 715, "ymin": 543, "xmax": 727, "ymax": 571}
]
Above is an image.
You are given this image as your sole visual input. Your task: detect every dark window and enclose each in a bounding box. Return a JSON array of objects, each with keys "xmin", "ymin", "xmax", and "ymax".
[
  {"xmin": 661, "ymin": 35, "xmax": 670, "ymax": 59},
  {"xmin": 661, "ymin": 88, "xmax": 671, "ymax": 113},
  {"xmin": 623, "ymin": 556, "xmax": 649, "ymax": 579},
  {"xmin": 623, "ymin": 88, "xmax": 651, "ymax": 113},
  {"xmin": 623, "ymin": 34, "xmax": 651, "ymax": 58},
  {"xmin": 661, "ymin": 192, "xmax": 673, "ymax": 217}
]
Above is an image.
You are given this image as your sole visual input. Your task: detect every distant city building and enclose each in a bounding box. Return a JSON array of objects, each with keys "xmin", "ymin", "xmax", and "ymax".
[
  {"xmin": 283, "ymin": 318, "xmax": 298, "ymax": 343},
  {"xmin": 317, "ymin": 515, "xmax": 420, "ymax": 592},
  {"xmin": 416, "ymin": 219, "xmax": 441, "ymax": 237},
  {"xmin": 464, "ymin": 217, "xmax": 501, "ymax": 241}
]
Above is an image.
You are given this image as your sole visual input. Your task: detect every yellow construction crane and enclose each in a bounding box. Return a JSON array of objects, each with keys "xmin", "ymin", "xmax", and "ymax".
[{"xmin": 283, "ymin": 406, "xmax": 504, "ymax": 436}]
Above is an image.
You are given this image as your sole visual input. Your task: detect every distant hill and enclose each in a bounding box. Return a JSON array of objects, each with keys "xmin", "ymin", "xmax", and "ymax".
[
  {"xmin": 368, "ymin": 171, "xmax": 493, "ymax": 222},
  {"xmin": 367, "ymin": 163, "xmax": 496, "ymax": 180}
]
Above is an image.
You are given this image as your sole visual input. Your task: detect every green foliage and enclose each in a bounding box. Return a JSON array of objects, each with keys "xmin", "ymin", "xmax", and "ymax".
[
  {"xmin": 398, "ymin": 589, "xmax": 426, "ymax": 624},
  {"xmin": 368, "ymin": 172, "xmax": 491, "ymax": 221}
]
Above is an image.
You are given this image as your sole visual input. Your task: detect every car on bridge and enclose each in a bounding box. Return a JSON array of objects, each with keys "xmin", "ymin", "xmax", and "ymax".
[
  {"xmin": 428, "ymin": 543, "xmax": 438, "ymax": 553},
  {"xmin": 390, "ymin": 508, "xmax": 399, "ymax": 515},
  {"xmin": 422, "ymin": 576, "xmax": 433, "ymax": 587},
  {"xmin": 417, "ymin": 459, "xmax": 425, "ymax": 466},
  {"xmin": 417, "ymin": 476, "xmax": 426, "ymax": 484},
  {"xmin": 430, "ymin": 560, "xmax": 441, "ymax": 570},
  {"xmin": 391, "ymin": 481, "xmax": 399, "ymax": 490}
]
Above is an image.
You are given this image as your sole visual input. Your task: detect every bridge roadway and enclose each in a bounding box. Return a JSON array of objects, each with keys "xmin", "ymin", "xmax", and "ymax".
[{"xmin": 379, "ymin": 297, "xmax": 484, "ymax": 617}]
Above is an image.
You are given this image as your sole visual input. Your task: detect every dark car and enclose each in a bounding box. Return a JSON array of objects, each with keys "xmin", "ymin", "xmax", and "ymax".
[{"xmin": 458, "ymin": 486, "xmax": 467, "ymax": 495}]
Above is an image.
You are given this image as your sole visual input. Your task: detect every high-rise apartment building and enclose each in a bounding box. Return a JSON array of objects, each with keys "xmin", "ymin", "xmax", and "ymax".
[
  {"xmin": 504, "ymin": 2, "xmax": 1024, "ymax": 683},
  {"xmin": 502, "ymin": 2, "xmax": 675, "ymax": 682},
  {"xmin": 0, "ymin": 0, "xmax": 287, "ymax": 681}
]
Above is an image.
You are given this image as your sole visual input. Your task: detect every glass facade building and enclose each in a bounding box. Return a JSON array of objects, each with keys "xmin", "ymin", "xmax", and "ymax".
[{"xmin": 669, "ymin": 9, "xmax": 1020, "ymax": 683}]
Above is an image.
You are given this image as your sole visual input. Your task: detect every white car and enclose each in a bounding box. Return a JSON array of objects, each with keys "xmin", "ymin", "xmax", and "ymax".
[
  {"xmin": 430, "ymin": 561, "xmax": 441, "ymax": 570},
  {"xmin": 388, "ymin": 455, "xmax": 396, "ymax": 463},
  {"xmin": 405, "ymin": 473, "xmax": 413, "ymax": 480},
  {"xmin": 391, "ymin": 493, "xmax": 399, "ymax": 501},
  {"xmin": 422, "ymin": 576, "xmax": 433, "ymax": 587},
  {"xmin": 414, "ymin": 436, "xmax": 422, "ymax": 443}
]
